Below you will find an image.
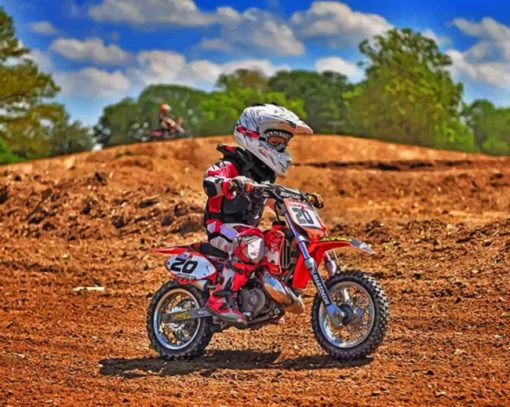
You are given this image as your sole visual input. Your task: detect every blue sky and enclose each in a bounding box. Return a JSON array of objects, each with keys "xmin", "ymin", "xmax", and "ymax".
[{"xmin": 4, "ymin": 0, "xmax": 510, "ymax": 125}]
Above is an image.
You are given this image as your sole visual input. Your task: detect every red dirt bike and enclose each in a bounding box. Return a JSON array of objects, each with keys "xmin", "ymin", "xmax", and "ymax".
[{"xmin": 147, "ymin": 183, "xmax": 389, "ymax": 360}]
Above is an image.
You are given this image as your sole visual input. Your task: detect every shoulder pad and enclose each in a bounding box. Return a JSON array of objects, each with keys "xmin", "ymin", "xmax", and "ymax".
[
  {"xmin": 216, "ymin": 144, "xmax": 250, "ymax": 162},
  {"xmin": 216, "ymin": 144, "xmax": 236, "ymax": 156}
]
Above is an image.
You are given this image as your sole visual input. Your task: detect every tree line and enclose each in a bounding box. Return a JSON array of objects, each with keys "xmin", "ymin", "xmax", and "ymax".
[
  {"xmin": 0, "ymin": 8, "xmax": 92, "ymax": 164},
  {"xmin": 1, "ymin": 6, "xmax": 509, "ymax": 165}
]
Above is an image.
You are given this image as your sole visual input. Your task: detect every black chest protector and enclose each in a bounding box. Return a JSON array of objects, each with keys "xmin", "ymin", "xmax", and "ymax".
[{"xmin": 214, "ymin": 144, "xmax": 276, "ymax": 225}]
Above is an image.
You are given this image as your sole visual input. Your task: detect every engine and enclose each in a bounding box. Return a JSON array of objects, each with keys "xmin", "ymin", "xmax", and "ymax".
[
  {"xmin": 238, "ymin": 287, "xmax": 266, "ymax": 318},
  {"xmin": 237, "ymin": 229, "xmax": 303, "ymax": 318}
]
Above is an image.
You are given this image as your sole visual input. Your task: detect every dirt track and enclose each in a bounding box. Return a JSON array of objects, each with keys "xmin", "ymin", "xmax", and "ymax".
[{"xmin": 0, "ymin": 135, "xmax": 509, "ymax": 406}]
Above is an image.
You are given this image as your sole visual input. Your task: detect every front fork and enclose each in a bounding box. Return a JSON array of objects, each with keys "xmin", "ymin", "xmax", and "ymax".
[
  {"xmin": 324, "ymin": 252, "xmax": 339, "ymax": 276},
  {"xmin": 284, "ymin": 213, "xmax": 345, "ymax": 328}
]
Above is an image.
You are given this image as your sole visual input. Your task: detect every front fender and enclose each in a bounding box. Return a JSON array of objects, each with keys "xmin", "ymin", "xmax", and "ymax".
[
  {"xmin": 291, "ymin": 236, "xmax": 374, "ymax": 289},
  {"xmin": 315, "ymin": 236, "xmax": 375, "ymax": 255}
]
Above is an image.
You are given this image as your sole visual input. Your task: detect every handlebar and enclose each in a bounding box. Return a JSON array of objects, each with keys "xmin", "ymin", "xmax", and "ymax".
[{"xmin": 248, "ymin": 182, "xmax": 307, "ymax": 204}]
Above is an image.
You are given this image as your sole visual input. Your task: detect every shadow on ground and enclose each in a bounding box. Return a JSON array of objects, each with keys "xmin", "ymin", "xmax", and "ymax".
[{"xmin": 99, "ymin": 350, "xmax": 372, "ymax": 378}]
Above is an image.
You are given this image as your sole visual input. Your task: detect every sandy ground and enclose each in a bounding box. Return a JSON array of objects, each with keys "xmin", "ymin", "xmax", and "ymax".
[{"xmin": 0, "ymin": 135, "xmax": 509, "ymax": 406}]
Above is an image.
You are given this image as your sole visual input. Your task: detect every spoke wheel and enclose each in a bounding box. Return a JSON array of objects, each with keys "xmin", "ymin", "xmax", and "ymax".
[
  {"xmin": 154, "ymin": 289, "xmax": 201, "ymax": 350},
  {"xmin": 147, "ymin": 281, "xmax": 213, "ymax": 359},
  {"xmin": 319, "ymin": 281, "xmax": 375, "ymax": 348},
  {"xmin": 312, "ymin": 270, "xmax": 389, "ymax": 360}
]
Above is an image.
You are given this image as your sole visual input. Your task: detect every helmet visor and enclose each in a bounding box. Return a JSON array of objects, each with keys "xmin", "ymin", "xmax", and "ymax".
[
  {"xmin": 265, "ymin": 130, "xmax": 292, "ymax": 152},
  {"xmin": 267, "ymin": 135, "xmax": 288, "ymax": 149}
]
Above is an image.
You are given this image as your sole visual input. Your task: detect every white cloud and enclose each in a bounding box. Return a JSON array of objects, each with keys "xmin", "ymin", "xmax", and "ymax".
[
  {"xmin": 88, "ymin": 0, "xmax": 225, "ymax": 26},
  {"xmin": 221, "ymin": 59, "xmax": 288, "ymax": 78},
  {"xmin": 185, "ymin": 58, "xmax": 289, "ymax": 86},
  {"xmin": 453, "ymin": 18, "xmax": 510, "ymax": 63},
  {"xmin": 88, "ymin": 1, "xmax": 303, "ymax": 56},
  {"xmin": 86, "ymin": 0, "xmax": 390, "ymax": 55},
  {"xmin": 130, "ymin": 50, "xmax": 288, "ymax": 87},
  {"xmin": 448, "ymin": 17, "xmax": 510, "ymax": 89},
  {"xmin": 50, "ymin": 37, "xmax": 131, "ymax": 65},
  {"xmin": 197, "ymin": 8, "xmax": 305, "ymax": 56},
  {"xmin": 130, "ymin": 50, "xmax": 187, "ymax": 85},
  {"xmin": 26, "ymin": 49, "xmax": 53, "ymax": 71},
  {"xmin": 181, "ymin": 60, "xmax": 224, "ymax": 85},
  {"xmin": 54, "ymin": 68, "xmax": 131, "ymax": 98},
  {"xmin": 315, "ymin": 56, "xmax": 363, "ymax": 81},
  {"xmin": 30, "ymin": 21, "xmax": 59, "ymax": 36},
  {"xmin": 290, "ymin": 1, "xmax": 392, "ymax": 48},
  {"xmin": 198, "ymin": 38, "xmax": 232, "ymax": 52},
  {"xmin": 452, "ymin": 17, "xmax": 510, "ymax": 40},
  {"xmin": 45, "ymin": 44, "xmax": 288, "ymax": 100},
  {"xmin": 421, "ymin": 29, "xmax": 450, "ymax": 46},
  {"xmin": 181, "ymin": 58, "xmax": 289, "ymax": 87},
  {"xmin": 447, "ymin": 50, "xmax": 510, "ymax": 89}
]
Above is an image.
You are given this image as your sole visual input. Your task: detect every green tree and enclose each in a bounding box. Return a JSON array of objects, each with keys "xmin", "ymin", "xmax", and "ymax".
[
  {"xmin": 199, "ymin": 87, "xmax": 306, "ymax": 136},
  {"xmin": 95, "ymin": 85, "xmax": 209, "ymax": 146},
  {"xmin": 0, "ymin": 6, "xmax": 63, "ymax": 158},
  {"xmin": 269, "ymin": 70, "xmax": 353, "ymax": 133},
  {"xmin": 196, "ymin": 69, "xmax": 307, "ymax": 135},
  {"xmin": 216, "ymin": 69, "xmax": 269, "ymax": 92},
  {"xmin": 0, "ymin": 138, "xmax": 20, "ymax": 164},
  {"xmin": 94, "ymin": 98, "xmax": 141, "ymax": 146},
  {"xmin": 50, "ymin": 114, "xmax": 93, "ymax": 156},
  {"xmin": 137, "ymin": 84, "xmax": 208, "ymax": 135},
  {"xmin": 464, "ymin": 100, "xmax": 510, "ymax": 155},
  {"xmin": 346, "ymin": 28, "xmax": 474, "ymax": 151}
]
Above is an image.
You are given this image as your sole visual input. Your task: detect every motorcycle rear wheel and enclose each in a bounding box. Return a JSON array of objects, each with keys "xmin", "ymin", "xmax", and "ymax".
[
  {"xmin": 147, "ymin": 281, "xmax": 213, "ymax": 359},
  {"xmin": 311, "ymin": 269, "xmax": 389, "ymax": 360}
]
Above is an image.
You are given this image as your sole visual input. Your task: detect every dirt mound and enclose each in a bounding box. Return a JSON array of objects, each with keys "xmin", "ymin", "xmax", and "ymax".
[
  {"xmin": 297, "ymin": 157, "xmax": 510, "ymax": 172},
  {"xmin": 1, "ymin": 135, "xmax": 509, "ymax": 406}
]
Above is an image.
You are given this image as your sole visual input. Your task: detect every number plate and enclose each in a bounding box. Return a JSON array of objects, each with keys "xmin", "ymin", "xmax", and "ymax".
[
  {"xmin": 165, "ymin": 253, "xmax": 216, "ymax": 280},
  {"xmin": 287, "ymin": 202, "xmax": 323, "ymax": 229}
]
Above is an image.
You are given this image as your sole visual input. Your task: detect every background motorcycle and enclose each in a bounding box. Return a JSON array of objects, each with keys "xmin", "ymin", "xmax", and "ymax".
[
  {"xmin": 143, "ymin": 118, "xmax": 192, "ymax": 142},
  {"xmin": 147, "ymin": 183, "xmax": 389, "ymax": 360}
]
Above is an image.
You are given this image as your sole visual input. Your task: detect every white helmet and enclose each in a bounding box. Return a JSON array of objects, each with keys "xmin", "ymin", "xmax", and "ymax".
[{"xmin": 233, "ymin": 103, "xmax": 313, "ymax": 177}]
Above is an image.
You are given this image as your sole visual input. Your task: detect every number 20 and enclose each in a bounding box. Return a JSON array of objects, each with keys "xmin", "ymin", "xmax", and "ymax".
[
  {"xmin": 292, "ymin": 207, "xmax": 314, "ymax": 225},
  {"xmin": 170, "ymin": 257, "xmax": 198, "ymax": 274}
]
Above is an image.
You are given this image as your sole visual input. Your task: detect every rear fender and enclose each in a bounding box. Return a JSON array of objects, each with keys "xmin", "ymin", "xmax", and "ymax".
[
  {"xmin": 153, "ymin": 247, "xmax": 189, "ymax": 256},
  {"xmin": 153, "ymin": 247, "xmax": 218, "ymax": 284},
  {"xmin": 291, "ymin": 236, "xmax": 374, "ymax": 289}
]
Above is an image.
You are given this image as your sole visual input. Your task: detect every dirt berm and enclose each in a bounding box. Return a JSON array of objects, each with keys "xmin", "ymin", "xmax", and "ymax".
[{"xmin": 1, "ymin": 135, "xmax": 509, "ymax": 406}]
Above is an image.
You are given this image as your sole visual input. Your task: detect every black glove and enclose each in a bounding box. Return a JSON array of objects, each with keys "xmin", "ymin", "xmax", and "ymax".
[{"xmin": 228, "ymin": 176, "xmax": 254, "ymax": 194}]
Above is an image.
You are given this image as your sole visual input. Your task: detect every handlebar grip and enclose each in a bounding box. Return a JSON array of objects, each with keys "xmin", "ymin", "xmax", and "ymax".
[
  {"xmin": 226, "ymin": 180, "xmax": 239, "ymax": 193},
  {"xmin": 228, "ymin": 178, "xmax": 254, "ymax": 194}
]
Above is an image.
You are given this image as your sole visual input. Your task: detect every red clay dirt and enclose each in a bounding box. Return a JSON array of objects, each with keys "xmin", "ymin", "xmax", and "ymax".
[{"xmin": 0, "ymin": 135, "xmax": 509, "ymax": 406}]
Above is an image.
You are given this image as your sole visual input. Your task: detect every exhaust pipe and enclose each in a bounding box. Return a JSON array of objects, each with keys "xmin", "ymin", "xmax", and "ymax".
[{"xmin": 261, "ymin": 271, "xmax": 305, "ymax": 314}]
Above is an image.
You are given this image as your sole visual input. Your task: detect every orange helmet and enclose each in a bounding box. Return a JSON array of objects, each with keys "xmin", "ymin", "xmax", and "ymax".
[{"xmin": 160, "ymin": 103, "xmax": 170, "ymax": 113}]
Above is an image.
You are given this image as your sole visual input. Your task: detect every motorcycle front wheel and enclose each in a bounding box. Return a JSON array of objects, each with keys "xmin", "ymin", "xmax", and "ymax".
[
  {"xmin": 311, "ymin": 269, "xmax": 389, "ymax": 360},
  {"xmin": 147, "ymin": 281, "xmax": 213, "ymax": 360}
]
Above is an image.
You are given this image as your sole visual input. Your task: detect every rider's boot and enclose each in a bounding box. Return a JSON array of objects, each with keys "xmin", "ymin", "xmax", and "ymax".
[{"xmin": 206, "ymin": 267, "xmax": 248, "ymax": 326}]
